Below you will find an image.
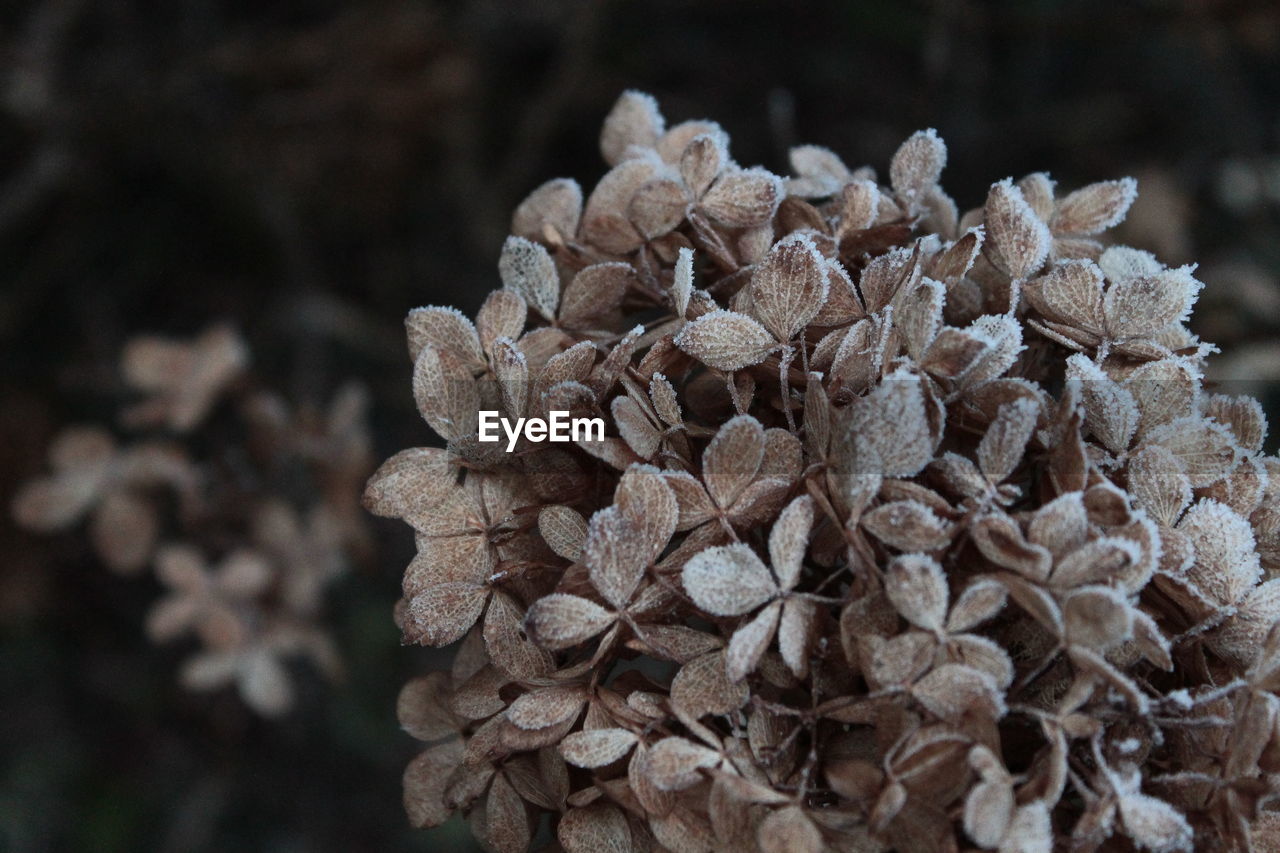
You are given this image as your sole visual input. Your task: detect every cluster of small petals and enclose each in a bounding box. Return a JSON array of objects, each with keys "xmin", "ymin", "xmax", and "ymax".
[
  {"xmin": 378, "ymin": 92, "xmax": 1280, "ymax": 852},
  {"xmin": 15, "ymin": 327, "xmax": 372, "ymax": 716}
]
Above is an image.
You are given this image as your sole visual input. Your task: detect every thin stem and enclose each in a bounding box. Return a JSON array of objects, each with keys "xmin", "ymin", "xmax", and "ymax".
[{"xmin": 779, "ymin": 344, "xmax": 797, "ymax": 432}]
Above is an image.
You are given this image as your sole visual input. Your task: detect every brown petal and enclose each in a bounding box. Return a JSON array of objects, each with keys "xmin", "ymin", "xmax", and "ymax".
[
  {"xmin": 984, "ymin": 178, "xmax": 1051, "ymax": 279},
  {"xmin": 524, "ymin": 594, "xmax": 615, "ymax": 650},
  {"xmin": 671, "ymin": 247, "xmax": 694, "ymax": 317},
  {"xmin": 1067, "ymin": 354, "xmax": 1137, "ymax": 455},
  {"xmin": 977, "ymin": 399, "xmax": 1037, "ymax": 484},
  {"xmin": 511, "ymin": 177, "xmax": 582, "ymax": 243},
  {"xmin": 1211, "ymin": 579, "xmax": 1280, "ymax": 668},
  {"xmin": 498, "ymin": 235, "xmax": 560, "ymax": 321},
  {"xmin": 859, "ymin": 246, "xmax": 915, "ymax": 314},
  {"xmin": 1126, "ymin": 358, "xmax": 1198, "ymax": 438},
  {"xmin": 484, "ymin": 591, "xmax": 554, "ymax": 680},
  {"xmin": 1116, "ymin": 792, "xmax": 1193, "ymax": 853},
  {"xmin": 703, "ymin": 414, "xmax": 765, "ymax": 509},
  {"xmin": 584, "ymin": 505, "xmax": 650, "ymax": 609},
  {"xmin": 406, "ymin": 306, "xmax": 485, "ymax": 370},
  {"xmin": 725, "ymin": 600, "xmax": 781, "ymax": 682},
  {"xmin": 539, "ymin": 505, "xmax": 588, "ymax": 562},
  {"xmin": 613, "ymin": 464, "xmax": 678, "ymax": 565},
  {"xmin": 1145, "ymin": 417, "xmax": 1239, "ymax": 487},
  {"xmin": 963, "ymin": 778, "xmax": 1013, "ymax": 849},
  {"xmin": 412, "ymin": 345, "xmax": 479, "ymax": 442},
  {"xmin": 928, "ymin": 226, "xmax": 984, "ymax": 281},
  {"xmin": 404, "ymin": 740, "xmax": 465, "ymax": 828},
  {"xmin": 1023, "ymin": 259, "xmax": 1106, "ymax": 333},
  {"xmin": 946, "ymin": 578, "xmax": 1008, "ymax": 633},
  {"xmin": 890, "ymin": 128, "xmax": 947, "ymax": 201},
  {"xmin": 768, "ymin": 495, "xmax": 814, "ymax": 591},
  {"xmin": 612, "ymin": 395, "xmax": 661, "ymax": 460},
  {"xmin": 786, "ymin": 144, "xmax": 851, "ymax": 197},
  {"xmin": 1004, "ymin": 804, "xmax": 1053, "ymax": 853},
  {"xmin": 911, "ymin": 663, "xmax": 1005, "ymax": 721},
  {"xmin": 837, "ymin": 178, "xmax": 880, "ymax": 233},
  {"xmin": 670, "ymin": 650, "xmax": 748, "ymax": 718},
  {"xmin": 404, "ymin": 583, "xmax": 488, "ymax": 647},
  {"xmin": 649, "ymin": 373, "xmax": 682, "ymax": 426},
  {"xmin": 674, "ymin": 309, "xmax": 776, "ymax": 371},
  {"xmin": 701, "ymin": 167, "xmax": 783, "ymax": 227},
  {"xmin": 778, "ymin": 596, "xmax": 815, "ymax": 678},
  {"xmin": 662, "ymin": 470, "xmax": 716, "ymax": 530},
  {"xmin": 646, "ymin": 737, "xmax": 721, "ymax": 791},
  {"xmin": 749, "ymin": 234, "xmax": 829, "ymax": 341},
  {"xmin": 582, "ymin": 159, "xmax": 657, "ymax": 254},
  {"xmin": 507, "ymin": 685, "xmax": 587, "ymax": 731},
  {"xmin": 920, "ymin": 326, "xmax": 991, "ymax": 381},
  {"xmin": 1204, "ymin": 393, "xmax": 1267, "ymax": 453},
  {"xmin": 558, "ymin": 803, "xmax": 632, "ymax": 853},
  {"xmin": 1026, "ymin": 492, "xmax": 1089, "ymax": 556},
  {"xmin": 944, "ymin": 633, "xmax": 1014, "ymax": 689},
  {"xmin": 863, "ymin": 500, "xmax": 952, "ymax": 552},
  {"xmin": 758, "ymin": 806, "xmax": 822, "ymax": 853},
  {"xmin": 680, "ymin": 133, "xmax": 725, "ymax": 197},
  {"xmin": 1103, "ymin": 265, "xmax": 1202, "ymax": 339},
  {"xmin": 492, "ymin": 337, "xmax": 529, "ymax": 420},
  {"xmin": 1051, "ymin": 177, "xmax": 1137, "ymax": 236},
  {"xmin": 1001, "ymin": 575, "xmax": 1064, "ymax": 636},
  {"xmin": 476, "ymin": 289, "xmax": 527, "ymax": 358},
  {"xmin": 480, "ymin": 771, "xmax": 530, "ymax": 853},
  {"xmin": 630, "ymin": 177, "xmax": 689, "ymax": 239},
  {"xmin": 397, "ymin": 672, "xmax": 460, "ymax": 742},
  {"xmin": 885, "ymin": 554, "xmax": 949, "ymax": 631},
  {"xmin": 559, "ymin": 263, "xmax": 634, "ymax": 327},
  {"xmin": 630, "ymin": 625, "xmax": 722, "ymax": 663},
  {"xmin": 971, "ymin": 513, "xmax": 1052, "ymax": 580},
  {"xmin": 683, "ymin": 543, "xmax": 778, "ymax": 617},
  {"xmin": 895, "ymin": 278, "xmax": 945, "ymax": 361},
  {"xmin": 1180, "ymin": 499, "xmax": 1261, "ymax": 608},
  {"xmin": 1063, "ymin": 586, "xmax": 1134, "ymax": 651},
  {"xmin": 1131, "ymin": 608, "xmax": 1173, "ymax": 670},
  {"xmin": 1009, "ymin": 177, "xmax": 1052, "ymax": 229},
  {"xmin": 838, "ymin": 372, "xmax": 936, "ymax": 479},
  {"xmin": 600, "ymin": 90, "xmax": 663, "ymax": 165},
  {"xmin": 559, "ymin": 729, "xmax": 638, "ymax": 769},
  {"xmin": 406, "ymin": 535, "xmax": 491, "ymax": 595}
]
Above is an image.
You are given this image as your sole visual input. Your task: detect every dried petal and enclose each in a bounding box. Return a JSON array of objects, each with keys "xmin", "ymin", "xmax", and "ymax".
[
  {"xmin": 674, "ymin": 310, "xmax": 777, "ymax": 370},
  {"xmin": 885, "ymin": 554, "xmax": 949, "ymax": 632},
  {"xmin": 890, "ymin": 128, "xmax": 946, "ymax": 201},
  {"xmin": 683, "ymin": 543, "xmax": 778, "ymax": 617},
  {"xmin": 525, "ymin": 594, "xmax": 615, "ymax": 650},
  {"xmin": 984, "ymin": 178, "xmax": 1051, "ymax": 279}
]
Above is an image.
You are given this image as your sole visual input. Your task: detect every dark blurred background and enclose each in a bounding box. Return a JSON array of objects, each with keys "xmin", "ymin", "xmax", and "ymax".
[{"xmin": 1, "ymin": 0, "xmax": 1278, "ymax": 850}]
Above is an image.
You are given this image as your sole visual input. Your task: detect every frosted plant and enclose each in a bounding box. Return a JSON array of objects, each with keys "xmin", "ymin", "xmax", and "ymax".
[{"xmin": 367, "ymin": 90, "xmax": 1280, "ymax": 852}]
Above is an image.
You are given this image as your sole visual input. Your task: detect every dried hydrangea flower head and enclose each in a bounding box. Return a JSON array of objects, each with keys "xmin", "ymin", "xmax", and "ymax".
[
  {"xmin": 15, "ymin": 326, "xmax": 371, "ymax": 716},
  {"xmin": 12, "ymin": 426, "xmax": 196, "ymax": 573},
  {"xmin": 370, "ymin": 91, "xmax": 1280, "ymax": 852}
]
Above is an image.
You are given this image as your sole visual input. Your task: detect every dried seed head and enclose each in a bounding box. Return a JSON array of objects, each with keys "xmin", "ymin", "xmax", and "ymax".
[{"xmin": 356, "ymin": 91, "xmax": 1280, "ymax": 853}]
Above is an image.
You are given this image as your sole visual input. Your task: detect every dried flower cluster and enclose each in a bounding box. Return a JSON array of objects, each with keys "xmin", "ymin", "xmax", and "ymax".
[
  {"xmin": 370, "ymin": 91, "xmax": 1280, "ymax": 852},
  {"xmin": 14, "ymin": 326, "xmax": 373, "ymax": 715}
]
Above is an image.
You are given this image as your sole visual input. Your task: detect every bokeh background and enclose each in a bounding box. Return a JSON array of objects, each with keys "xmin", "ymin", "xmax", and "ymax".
[{"xmin": 2, "ymin": 0, "xmax": 1279, "ymax": 850}]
